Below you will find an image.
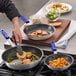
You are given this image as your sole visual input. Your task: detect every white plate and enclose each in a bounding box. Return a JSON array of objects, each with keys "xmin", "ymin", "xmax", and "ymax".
[{"xmin": 46, "ymin": 3, "xmax": 72, "ymax": 14}]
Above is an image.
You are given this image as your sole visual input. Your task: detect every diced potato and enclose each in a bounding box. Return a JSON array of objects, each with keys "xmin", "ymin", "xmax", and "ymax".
[
  {"xmin": 49, "ymin": 58, "xmax": 68, "ymax": 68},
  {"xmin": 26, "ymin": 52, "xmax": 32, "ymax": 58},
  {"xmin": 23, "ymin": 59, "xmax": 31, "ymax": 64}
]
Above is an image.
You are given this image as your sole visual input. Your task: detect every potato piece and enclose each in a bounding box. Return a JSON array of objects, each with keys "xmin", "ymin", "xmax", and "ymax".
[
  {"xmin": 16, "ymin": 51, "xmax": 26, "ymax": 59},
  {"xmin": 49, "ymin": 58, "xmax": 68, "ymax": 68},
  {"xmin": 41, "ymin": 30, "xmax": 48, "ymax": 36},
  {"xmin": 23, "ymin": 59, "xmax": 31, "ymax": 64},
  {"xmin": 26, "ymin": 52, "xmax": 32, "ymax": 58},
  {"xmin": 36, "ymin": 30, "xmax": 42, "ymax": 34}
]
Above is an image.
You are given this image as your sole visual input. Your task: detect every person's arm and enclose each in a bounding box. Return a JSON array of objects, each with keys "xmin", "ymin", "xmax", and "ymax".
[
  {"xmin": 3, "ymin": 0, "xmax": 21, "ymax": 20},
  {"xmin": 3, "ymin": 0, "xmax": 22, "ymax": 44}
]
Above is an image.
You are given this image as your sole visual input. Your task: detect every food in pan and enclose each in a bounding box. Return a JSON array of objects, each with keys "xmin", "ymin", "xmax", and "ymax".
[
  {"xmin": 6, "ymin": 52, "xmax": 39, "ymax": 65},
  {"xmin": 49, "ymin": 58, "xmax": 68, "ymax": 68},
  {"xmin": 46, "ymin": 10, "xmax": 59, "ymax": 20},
  {"xmin": 16, "ymin": 51, "xmax": 27, "ymax": 60},
  {"xmin": 48, "ymin": 3, "xmax": 69, "ymax": 13},
  {"xmin": 28, "ymin": 29, "xmax": 48, "ymax": 37},
  {"xmin": 16, "ymin": 52, "xmax": 33, "ymax": 61}
]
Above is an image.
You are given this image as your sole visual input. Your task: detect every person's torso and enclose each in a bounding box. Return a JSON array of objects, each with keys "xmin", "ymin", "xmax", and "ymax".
[
  {"xmin": 0, "ymin": 0, "xmax": 3, "ymax": 8},
  {"xmin": 0, "ymin": 0, "xmax": 4, "ymax": 12}
]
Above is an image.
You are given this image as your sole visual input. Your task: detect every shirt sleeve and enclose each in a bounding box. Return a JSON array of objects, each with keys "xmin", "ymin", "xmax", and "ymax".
[{"xmin": 3, "ymin": 0, "xmax": 21, "ymax": 21}]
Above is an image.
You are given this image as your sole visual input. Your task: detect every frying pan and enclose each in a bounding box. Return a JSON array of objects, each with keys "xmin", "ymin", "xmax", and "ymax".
[
  {"xmin": 20, "ymin": 16, "xmax": 55, "ymax": 40},
  {"xmin": 24, "ymin": 23, "xmax": 55, "ymax": 40},
  {"xmin": 44, "ymin": 42, "xmax": 74, "ymax": 71},
  {"xmin": 0, "ymin": 30, "xmax": 44, "ymax": 70}
]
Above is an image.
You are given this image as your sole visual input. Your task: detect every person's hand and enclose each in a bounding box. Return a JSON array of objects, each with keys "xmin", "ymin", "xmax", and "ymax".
[
  {"xmin": 12, "ymin": 27, "xmax": 22, "ymax": 44},
  {"xmin": 12, "ymin": 17, "xmax": 22, "ymax": 44}
]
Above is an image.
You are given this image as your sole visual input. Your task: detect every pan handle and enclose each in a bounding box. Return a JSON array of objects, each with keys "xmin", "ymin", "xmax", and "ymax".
[
  {"xmin": 50, "ymin": 41, "xmax": 57, "ymax": 54},
  {"xmin": 1, "ymin": 30, "xmax": 15, "ymax": 47},
  {"xmin": 20, "ymin": 16, "xmax": 30, "ymax": 23},
  {"xmin": 1, "ymin": 30, "xmax": 10, "ymax": 39}
]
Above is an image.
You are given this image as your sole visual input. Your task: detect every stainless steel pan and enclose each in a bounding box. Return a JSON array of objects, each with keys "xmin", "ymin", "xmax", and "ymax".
[
  {"xmin": 44, "ymin": 42, "xmax": 74, "ymax": 71},
  {"xmin": 1, "ymin": 30, "xmax": 43, "ymax": 70},
  {"xmin": 44, "ymin": 53, "xmax": 74, "ymax": 71},
  {"xmin": 23, "ymin": 23, "xmax": 55, "ymax": 40},
  {"xmin": 20, "ymin": 16, "xmax": 55, "ymax": 40}
]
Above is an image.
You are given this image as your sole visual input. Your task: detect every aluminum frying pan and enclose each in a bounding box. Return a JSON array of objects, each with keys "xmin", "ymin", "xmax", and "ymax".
[
  {"xmin": 23, "ymin": 23, "xmax": 55, "ymax": 40},
  {"xmin": 20, "ymin": 16, "xmax": 55, "ymax": 40},
  {"xmin": 1, "ymin": 30, "xmax": 44, "ymax": 70},
  {"xmin": 44, "ymin": 42, "xmax": 74, "ymax": 71}
]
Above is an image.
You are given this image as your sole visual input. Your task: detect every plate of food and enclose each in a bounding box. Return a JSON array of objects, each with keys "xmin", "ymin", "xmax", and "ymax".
[{"xmin": 46, "ymin": 3, "xmax": 72, "ymax": 14}]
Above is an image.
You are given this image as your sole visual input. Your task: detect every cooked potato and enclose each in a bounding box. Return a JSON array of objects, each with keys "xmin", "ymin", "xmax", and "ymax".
[
  {"xmin": 28, "ymin": 29, "xmax": 48, "ymax": 37},
  {"xmin": 49, "ymin": 58, "xmax": 68, "ymax": 68}
]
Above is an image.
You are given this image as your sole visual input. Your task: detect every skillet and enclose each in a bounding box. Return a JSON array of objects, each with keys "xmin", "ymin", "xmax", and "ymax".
[
  {"xmin": 44, "ymin": 42, "xmax": 74, "ymax": 71},
  {"xmin": 1, "ymin": 30, "xmax": 43, "ymax": 70}
]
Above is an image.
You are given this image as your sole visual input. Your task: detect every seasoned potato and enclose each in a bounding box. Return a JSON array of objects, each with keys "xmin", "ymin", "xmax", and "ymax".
[
  {"xmin": 49, "ymin": 58, "xmax": 68, "ymax": 68},
  {"xmin": 28, "ymin": 29, "xmax": 48, "ymax": 37}
]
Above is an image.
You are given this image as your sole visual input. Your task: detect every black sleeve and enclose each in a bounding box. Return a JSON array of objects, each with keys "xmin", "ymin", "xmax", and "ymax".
[{"xmin": 3, "ymin": 0, "xmax": 21, "ymax": 21}]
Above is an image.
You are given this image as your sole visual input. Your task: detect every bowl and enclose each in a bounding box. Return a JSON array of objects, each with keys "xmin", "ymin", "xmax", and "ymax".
[
  {"xmin": 46, "ymin": 10, "xmax": 60, "ymax": 22},
  {"xmin": 24, "ymin": 24, "xmax": 55, "ymax": 40}
]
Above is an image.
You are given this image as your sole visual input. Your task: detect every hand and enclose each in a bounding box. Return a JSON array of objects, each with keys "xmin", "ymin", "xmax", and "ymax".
[
  {"xmin": 12, "ymin": 17, "xmax": 22, "ymax": 44},
  {"xmin": 13, "ymin": 27, "xmax": 22, "ymax": 44}
]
